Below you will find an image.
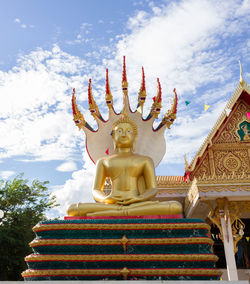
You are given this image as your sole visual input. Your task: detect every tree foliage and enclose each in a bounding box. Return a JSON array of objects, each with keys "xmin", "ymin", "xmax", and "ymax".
[{"xmin": 0, "ymin": 174, "xmax": 58, "ymax": 280}]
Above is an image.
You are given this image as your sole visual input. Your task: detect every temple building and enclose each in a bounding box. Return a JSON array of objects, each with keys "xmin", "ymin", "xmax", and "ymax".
[{"xmin": 154, "ymin": 70, "xmax": 250, "ymax": 281}]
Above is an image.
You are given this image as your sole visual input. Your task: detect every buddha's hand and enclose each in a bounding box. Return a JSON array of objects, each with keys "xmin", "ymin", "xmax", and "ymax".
[
  {"xmin": 116, "ymin": 188, "xmax": 158, "ymax": 205},
  {"xmin": 102, "ymin": 193, "xmax": 128, "ymax": 204},
  {"xmin": 103, "ymin": 192, "xmax": 142, "ymax": 205},
  {"xmin": 116, "ymin": 196, "xmax": 144, "ymax": 205},
  {"xmin": 102, "ymin": 195, "xmax": 120, "ymax": 204}
]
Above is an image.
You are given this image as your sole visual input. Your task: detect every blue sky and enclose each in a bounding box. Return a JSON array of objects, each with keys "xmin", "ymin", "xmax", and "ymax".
[{"xmin": 0, "ymin": 0, "xmax": 249, "ymax": 216}]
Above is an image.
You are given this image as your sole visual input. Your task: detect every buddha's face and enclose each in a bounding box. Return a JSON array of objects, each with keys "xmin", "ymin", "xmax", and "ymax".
[{"xmin": 113, "ymin": 122, "xmax": 135, "ymax": 149}]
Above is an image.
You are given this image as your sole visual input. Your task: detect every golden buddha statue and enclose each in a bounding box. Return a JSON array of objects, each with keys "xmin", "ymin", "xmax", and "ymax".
[
  {"xmin": 67, "ymin": 57, "xmax": 182, "ymax": 217},
  {"xmin": 67, "ymin": 116, "xmax": 182, "ymax": 216}
]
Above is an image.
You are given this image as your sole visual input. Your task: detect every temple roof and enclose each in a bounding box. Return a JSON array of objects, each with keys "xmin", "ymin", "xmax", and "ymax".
[
  {"xmin": 157, "ymin": 175, "xmax": 186, "ymax": 185},
  {"xmin": 187, "ymin": 74, "xmax": 250, "ymax": 173}
]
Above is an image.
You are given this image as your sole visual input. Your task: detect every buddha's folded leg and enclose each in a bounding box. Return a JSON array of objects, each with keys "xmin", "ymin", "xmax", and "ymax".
[
  {"xmin": 126, "ymin": 200, "xmax": 183, "ymax": 216},
  {"xmin": 128, "ymin": 200, "xmax": 159, "ymax": 208},
  {"xmin": 87, "ymin": 201, "xmax": 160, "ymax": 216},
  {"xmin": 87, "ymin": 201, "xmax": 182, "ymax": 216},
  {"xmin": 67, "ymin": 200, "xmax": 183, "ymax": 217},
  {"xmin": 87, "ymin": 208, "xmax": 127, "ymax": 216},
  {"xmin": 67, "ymin": 202, "xmax": 121, "ymax": 216}
]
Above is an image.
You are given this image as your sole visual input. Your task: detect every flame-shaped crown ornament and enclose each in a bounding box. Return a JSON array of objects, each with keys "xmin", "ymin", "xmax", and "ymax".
[{"xmin": 72, "ymin": 56, "xmax": 177, "ymax": 167}]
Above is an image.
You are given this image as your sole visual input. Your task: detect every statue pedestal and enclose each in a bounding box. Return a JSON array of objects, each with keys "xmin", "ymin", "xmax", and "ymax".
[{"xmin": 22, "ymin": 216, "xmax": 221, "ymax": 281}]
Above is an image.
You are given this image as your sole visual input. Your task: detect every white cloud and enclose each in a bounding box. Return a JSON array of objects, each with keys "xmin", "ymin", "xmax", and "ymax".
[
  {"xmin": 80, "ymin": 22, "xmax": 92, "ymax": 30},
  {"xmin": 53, "ymin": 152, "xmax": 96, "ymax": 214},
  {"xmin": 14, "ymin": 18, "xmax": 33, "ymax": 29},
  {"xmin": 114, "ymin": 0, "xmax": 232, "ymax": 90},
  {"xmin": 0, "ymin": 45, "xmax": 91, "ymax": 161},
  {"xmin": 56, "ymin": 161, "xmax": 77, "ymax": 172},
  {"xmin": 236, "ymin": 0, "xmax": 250, "ymax": 16},
  {"xmin": 0, "ymin": 170, "xmax": 15, "ymax": 179},
  {"xmin": 127, "ymin": 10, "xmax": 150, "ymax": 30}
]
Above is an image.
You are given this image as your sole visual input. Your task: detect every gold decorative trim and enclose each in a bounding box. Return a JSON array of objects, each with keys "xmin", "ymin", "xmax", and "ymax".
[
  {"xmin": 207, "ymin": 198, "xmax": 250, "ymax": 253},
  {"xmin": 192, "ymin": 152, "xmax": 211, "ymax": 179},
  {"xmin": 214, "ymin": 100, "xmax": 249, "ymax": 145},
  {"xmin": 33, "ymin": 222, "xmax": 210, "ymax": 232},
  {"xmin": 30, "ymin": 236, "xmax": 213, "ymax": 247},
  {"xmin": 22, "ymin": 268, "xmax": 222, "ymax": 277},
  {"xmin": 196, "ymin": 171, "xmax": 250, "ymax": 183},
  {"xmin": 120, "ymin": 267, "xmax": 129, "ymax": 280},
  {"xmin": 228, "ymin": 201, "xmax": 250, "ymax": 253},
  {"xmin": 25, "ymin": 253, "xmax": 218, "ymax": 262},
  {"xmin": 209, "ymin": 142, "xmax": 250, "ymax": 150},
  {"xmin": 198, "ymin": 185, "xmax": 250, "ymax": 192},
  {"xmin": 185, "ymin": 179, "xmax": 199, "ymax": 215},
  {"xmin": 121, "ymin": 235, "xmax": 128, "ymax": 251},
  {"xmin": 223, "ymin": 152, "xmax": 241, "ymax": 172},
  {"xmin": 157, "ymin": 188, "xmax": 188, "ymax": 194}
]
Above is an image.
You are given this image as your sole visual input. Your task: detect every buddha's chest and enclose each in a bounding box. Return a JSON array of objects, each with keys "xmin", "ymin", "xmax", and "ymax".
[{"xmin": 104, "ymin": 156, "xmax": 143, "ymax": 178}]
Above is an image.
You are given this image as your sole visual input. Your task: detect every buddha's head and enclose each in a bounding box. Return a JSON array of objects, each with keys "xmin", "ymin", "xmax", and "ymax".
[{"xmin": 111, "ymin": 116, "xmax": 138, "ymax": 151}]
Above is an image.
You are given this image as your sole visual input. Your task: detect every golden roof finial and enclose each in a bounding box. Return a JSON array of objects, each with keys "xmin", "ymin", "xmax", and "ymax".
[
  {"xmin": 184, "ymin": 154, "xmax": 190, "ymax": 170},
  {"xmin": 239, "ymin": 60, "xmax": 245, "ymax": 87}
]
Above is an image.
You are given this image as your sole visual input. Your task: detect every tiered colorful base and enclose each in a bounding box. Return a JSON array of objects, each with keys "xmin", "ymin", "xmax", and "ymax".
[{"xmin": 22, "ymin": 216, "xmax": 221, "ymax": 281}]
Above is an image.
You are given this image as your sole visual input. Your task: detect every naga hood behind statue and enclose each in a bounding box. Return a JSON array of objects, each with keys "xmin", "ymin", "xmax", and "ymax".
[{"xmin": 72, "ymin": 56, "xmax": 178, "ymax": 167}]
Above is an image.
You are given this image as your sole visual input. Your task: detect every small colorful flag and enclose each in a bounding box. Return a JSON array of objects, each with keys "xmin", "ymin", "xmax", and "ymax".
[
  {"xmin": 105, "ymin": 148, "xmax": 109, "ymax": 155},
  {"xmin": 247, "ymin": 112, "xmax": 250, "ymax": 120},
  {"xmin": 185, "ymin": 101, "xmax": 191, "ymax": 106},
  {"xmin": 204, "ymin": 104, "xmax": 210, "ymax": 111}
]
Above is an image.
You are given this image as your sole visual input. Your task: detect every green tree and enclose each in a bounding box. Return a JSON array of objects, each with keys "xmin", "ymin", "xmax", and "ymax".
[{"xmin": 0, "ymin": 174, "xmax": 58, "ymax": 280}]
